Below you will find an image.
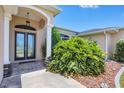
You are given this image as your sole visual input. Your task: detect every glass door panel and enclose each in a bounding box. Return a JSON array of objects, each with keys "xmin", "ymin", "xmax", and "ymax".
[
  {"xmin": 27, "ymin": 33, "xmax": 35, "ymax": 59},
  {"xmin": 15, "ymin": 32, "xmax": 25, "ymax": 60}
]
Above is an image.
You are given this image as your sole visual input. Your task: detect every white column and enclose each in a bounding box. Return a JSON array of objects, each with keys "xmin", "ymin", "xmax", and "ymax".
[
  {"xmin": 105, "ymin": 33, "xmax": 108, "ymax": 60},
  {"xmin": 3, "ymin": 14, "xmax": 11, "ymax": 64},
  {"xmin": 105, "ymin": 33, "xmax": 111, "ymax": 60},
  {"xmin": 46, "ymin": 24, "xmax": 53, "ymax": 58}
]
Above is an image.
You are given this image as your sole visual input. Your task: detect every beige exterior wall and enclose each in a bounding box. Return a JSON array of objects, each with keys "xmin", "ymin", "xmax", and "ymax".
[
  {"xmin": 9, "ymin": 16, "xmax": 46, "ymax": 63},
  {"xmin": 80, "ymin": 33, "xmax": 106, "ymax": 51},
  {"xmin": 0, "ymin": 6, "xmax": 4, "ymax": 83},
  {"xmin": 111, "ymin": 29, "xmax": 124, "ymax": 54},
  {"xmin": 80, "ymin": 30, "xmax": 124, "ymax": 57}
]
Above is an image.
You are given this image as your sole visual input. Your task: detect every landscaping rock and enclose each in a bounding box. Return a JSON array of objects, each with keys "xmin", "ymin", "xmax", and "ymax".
[
  {"xmin": 73, "ymin": 61, "xmax": 122, "ymax": 88},
  {"xmin": 100, "ymin": 82, "xmax": 109, "ymax": 88}
]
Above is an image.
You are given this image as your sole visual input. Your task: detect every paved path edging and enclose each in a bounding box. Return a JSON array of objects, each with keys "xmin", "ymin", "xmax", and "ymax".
[{"xmin": 115, "ymin": 67, "xmax": 124, "ymax": 88}]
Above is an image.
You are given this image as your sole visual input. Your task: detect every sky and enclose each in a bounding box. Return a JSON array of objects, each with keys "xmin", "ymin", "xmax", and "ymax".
[{"xmin": 55, "ymin": 5, "xmax": 124, "ymax": 32}]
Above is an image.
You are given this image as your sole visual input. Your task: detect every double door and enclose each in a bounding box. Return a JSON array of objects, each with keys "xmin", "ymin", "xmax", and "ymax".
[{"xmin": 15, "ymin": 32, "xmax": 36, "ymax": 60}]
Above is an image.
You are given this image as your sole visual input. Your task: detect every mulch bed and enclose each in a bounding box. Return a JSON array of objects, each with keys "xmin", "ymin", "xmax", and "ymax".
[{"xmin": 73, "ymin": 61, "xmax": 123, "ymax": 88}]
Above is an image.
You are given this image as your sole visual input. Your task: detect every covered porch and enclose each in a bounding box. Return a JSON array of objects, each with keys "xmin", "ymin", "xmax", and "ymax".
[{"xmin": 0, "ymin": 5, "xmax": 60, "ymax": 79}]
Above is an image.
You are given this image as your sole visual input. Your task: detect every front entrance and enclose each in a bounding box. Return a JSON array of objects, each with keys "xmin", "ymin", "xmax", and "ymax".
[{"xmin": 15, "ymin": 32, "xmax": 36, "ymax": 60}]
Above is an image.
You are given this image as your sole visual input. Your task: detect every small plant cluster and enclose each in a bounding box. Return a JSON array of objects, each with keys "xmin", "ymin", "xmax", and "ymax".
[
  {"xmin": 114, "ymin": 40, "xmax": 124, "ymax": 62},
  {"xmin": 47, "ymin": 37, "xmax": 105, "ymax": 76}
]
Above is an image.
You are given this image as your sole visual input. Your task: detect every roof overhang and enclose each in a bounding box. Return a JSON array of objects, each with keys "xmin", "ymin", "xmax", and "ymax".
[
  {"xmin": 56, "ymin": 26, "xmax": 78, "ymax": 34},
  {"xmin": 78, "ymin": 28, "xmax": 121, "ymax": 36},
  {"xmin": 37, "ymin": 5, "xmax": 61, "ymax": 16}
]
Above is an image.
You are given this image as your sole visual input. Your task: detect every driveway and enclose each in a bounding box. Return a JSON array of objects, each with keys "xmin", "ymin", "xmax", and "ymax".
[{"xmin": 21, "ymin": 69, "xmax": 86, "ymax": 88}]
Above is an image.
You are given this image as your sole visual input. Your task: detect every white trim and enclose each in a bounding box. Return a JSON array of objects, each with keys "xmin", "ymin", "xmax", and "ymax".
[{"xmin": 115, "ymin": 67, "xmax": 124, "ymax": 88}]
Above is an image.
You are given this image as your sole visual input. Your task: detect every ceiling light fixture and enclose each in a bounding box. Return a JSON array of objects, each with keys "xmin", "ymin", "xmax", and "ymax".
[{"xmin": 26, "ymin": 12, "xmax": 30, "ymax": 26}]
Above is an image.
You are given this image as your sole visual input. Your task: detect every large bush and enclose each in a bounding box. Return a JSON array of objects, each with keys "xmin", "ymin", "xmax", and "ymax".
[
  {"xmin": 47, "ymin": 37, "xmax": 105, "ymax": 76},
  {"xmin": 52, "ymin": 27, "xmax": 61, "ymax": 48},
  {"xmin": 114, "ymin": 40, "xmax": 124, "ymax": 62}
]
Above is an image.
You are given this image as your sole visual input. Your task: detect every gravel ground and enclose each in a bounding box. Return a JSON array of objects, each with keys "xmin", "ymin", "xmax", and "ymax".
[{"xmin": 73, "ymin": 61, "xmax": 123, "ymax": 88}]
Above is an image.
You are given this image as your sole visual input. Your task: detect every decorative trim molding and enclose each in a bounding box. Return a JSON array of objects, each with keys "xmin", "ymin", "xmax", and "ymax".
[
  {"xmin": 46, "ymin": 24, "xmax": 54, "ymax": 28},
  {"xmin": 4, "ymin": 13, "xmax": 12, "ymax": 21}
]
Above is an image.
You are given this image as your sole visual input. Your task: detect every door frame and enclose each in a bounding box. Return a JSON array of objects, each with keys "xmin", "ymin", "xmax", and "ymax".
[{"xmin": 15, "ymin": 31, "xmax": 36, "ymax": 61}]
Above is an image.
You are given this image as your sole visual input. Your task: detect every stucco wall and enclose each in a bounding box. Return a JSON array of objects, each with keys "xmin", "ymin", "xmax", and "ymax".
[
  {"xmin": 80, "ymin": 30, "xmax": 124, "ymax": 56},
  {"xmin": 80, "ymin": 33, "xmax": 106, "ymax": 51},
  {"xmin": 111, "ymin": 29, "xmax": 124, "ymax": 54},
  {"xmin": 0, "ymin": 6, "xmax": 4, "ymax": 83},
  {"xmin": 9, "ymin": 15, "xmax": 46, "ymax": 62}
]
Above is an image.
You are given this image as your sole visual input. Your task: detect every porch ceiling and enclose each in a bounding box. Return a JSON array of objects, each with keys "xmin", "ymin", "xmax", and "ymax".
[{"xmin": 16, "ymin": 7, "xmax": 46, "ymax": 22}]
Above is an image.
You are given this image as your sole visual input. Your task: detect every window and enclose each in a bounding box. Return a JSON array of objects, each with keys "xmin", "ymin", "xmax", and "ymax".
[
  {"xmin": 60, "ymin": 34, "xmax": 69, "ymax": 40},
  {"xmin": 15, "ymin": 25, "xmax": 36, "ymax": 31}
]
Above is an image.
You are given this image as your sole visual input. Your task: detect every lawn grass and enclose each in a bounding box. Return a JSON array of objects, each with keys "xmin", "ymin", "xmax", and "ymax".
[{"xmin": 120, "ymin": 72, "xmax": 124, "ymax": 88}]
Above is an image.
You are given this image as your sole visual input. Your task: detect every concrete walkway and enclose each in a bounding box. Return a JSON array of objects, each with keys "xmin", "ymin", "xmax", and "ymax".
[{"xmin": 21, "ymin": 69, "xmax": 86, "ymax": 88}]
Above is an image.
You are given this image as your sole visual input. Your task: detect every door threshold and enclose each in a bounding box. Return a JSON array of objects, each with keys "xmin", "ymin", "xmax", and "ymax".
[{"xmin": 12, "ymin": 59, "xmax": 38, "ymax": 63}]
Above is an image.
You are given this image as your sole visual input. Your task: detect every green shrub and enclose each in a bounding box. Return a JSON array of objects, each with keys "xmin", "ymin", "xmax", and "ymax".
[
  {"xmin": 52, "ymin": 27, "xmax": 61, "ymax": 48},
  {"xmin": 47, "ymin": 37, "xmax": 105, "ymax": 76},
  {"xmin": 114, "ymin": 40, "xmax": 124, "ymax": 62}
]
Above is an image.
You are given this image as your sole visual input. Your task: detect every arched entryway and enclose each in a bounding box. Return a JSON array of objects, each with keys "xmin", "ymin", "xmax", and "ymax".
[
  {"xmin": 9, "ymin": 6, "xmax": 52, "ymax": 63},
  {"xmin": 9, "ymin": 6, "xmax": 51, "ymax": 63},
  {"xmin": 2, "ymin": 5, "xmax": 54, "ymax": 78}
]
